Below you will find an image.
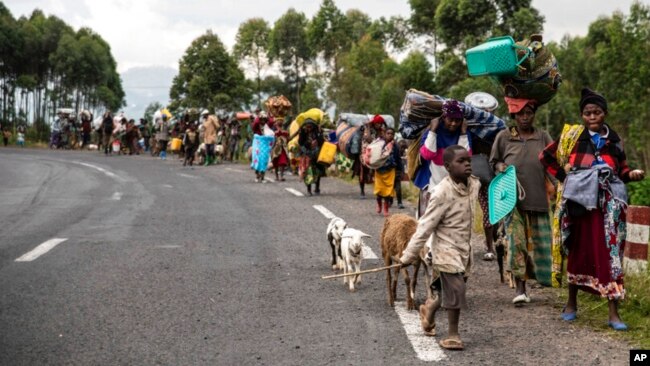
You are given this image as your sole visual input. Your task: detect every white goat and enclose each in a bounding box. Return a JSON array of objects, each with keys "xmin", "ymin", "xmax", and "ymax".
[
  {"xmin": 326, "ymin": 217, "xmax": 348, "ymax": 270},
  {"xmin": 340, "ymin": 228, "xmax": 371, "ymax": 292}
]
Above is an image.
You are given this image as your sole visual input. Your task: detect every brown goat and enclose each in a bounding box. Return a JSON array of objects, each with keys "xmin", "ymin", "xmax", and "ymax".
[{"xmin": 380, "ymin": 214, "xmax": 423, "ymax": 311}]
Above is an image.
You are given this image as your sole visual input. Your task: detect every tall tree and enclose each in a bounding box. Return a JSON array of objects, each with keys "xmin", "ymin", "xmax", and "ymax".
[
  {"xmin": 408, "ymin": 0, "xmax": 441, "ymax": 69},
  {"xmin": 307, "ymin": 0, "xmax": 350, "ymax": 76},
  {"xmin": 435, "ymin": 0, "xmax": 497, "ymax": 50},
  {"xmin": 268, "ymin": 8, "xmax": 312, "ymax": 112},
  {"xmin": 399, "ymin": 51, "xmax": 436, "ymax": 93},
  {"xmin": 345, "ymin": 9, "xmax": 372, "ymax": 43},
  {"xmin": 170, "ymin": 30, "xmax": 249, "ymax": 111},
  {"xmin": 330, "ymin": 35, "xmax": 390, "ymax": 113},
  {"xmin": 233, "ymin": 18, "xmax": 271, "ymax": 108}
]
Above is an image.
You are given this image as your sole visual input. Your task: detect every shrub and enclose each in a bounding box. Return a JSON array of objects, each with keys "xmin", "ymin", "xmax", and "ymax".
[{"xmin": 628, "ymin": 178, "xmax": 650, "ymax": 207}]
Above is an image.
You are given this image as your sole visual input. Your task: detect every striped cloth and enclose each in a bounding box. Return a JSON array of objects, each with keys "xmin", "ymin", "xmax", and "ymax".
[{"xmin": 505, "ymin": 208, "xmax": 553, "ymax": 286}]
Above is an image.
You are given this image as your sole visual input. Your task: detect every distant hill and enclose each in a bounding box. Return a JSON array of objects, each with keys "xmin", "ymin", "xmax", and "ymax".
[{"xmin": 121, "ymin": 66, "xmax": 177, "ymax": 119}]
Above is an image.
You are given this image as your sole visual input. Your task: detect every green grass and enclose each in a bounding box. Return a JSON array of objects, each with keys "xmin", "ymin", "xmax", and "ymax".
[{"xmin": 551, "ymin": 272, "xmax": 650, "ymax": 348}]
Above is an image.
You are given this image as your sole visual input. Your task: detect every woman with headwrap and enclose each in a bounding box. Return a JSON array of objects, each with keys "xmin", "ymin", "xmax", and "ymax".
[
  {"xmin": 490, "ymin": 97, "xmax": 554, "ymax": 305},
  {"xmin": 540, "ymin": 88, "xmax": 645, "ymax": 330},
  {"xmin": 414, "ymin": 100, "xmax": 470, "ymax": 216},
  {"xmin": 298, "ymin": 119, "xmax": 326, "ymax": 195}
]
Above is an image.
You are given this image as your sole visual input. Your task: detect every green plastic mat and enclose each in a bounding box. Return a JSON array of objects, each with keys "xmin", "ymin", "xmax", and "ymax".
[{"xmin": 488, "ymin": 165, "xmax": 518, "ymax": 225}]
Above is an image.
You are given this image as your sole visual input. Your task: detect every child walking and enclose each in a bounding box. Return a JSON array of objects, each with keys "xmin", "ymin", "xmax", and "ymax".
[
  {"xmin": 374, "ymin": 128, "xmax": 402, "ymax": 217},
  {"xmin": 399, "ymin": 145, "xmax": 479, "ymax": 350}
]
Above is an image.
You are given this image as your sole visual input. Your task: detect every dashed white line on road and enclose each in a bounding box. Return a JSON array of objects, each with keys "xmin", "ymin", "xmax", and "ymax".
[
  {"xmin": 313, "ymin": 205, "xmax": 337, "ymax": 219},
  {"xmin": 178, "ymin": 173, "xmax": 198, "ymax": 179},
  {"xmin": 362, "ymin": 246, "xmax": 378, "ymax": 260},
  {"xmin": 154, "ymin": 245, "xmax": 182, "ymax": 249},
  {"xmin": 15, "ymin": 238, "xmax": 68, "ymax": 262},
  {"xmin": 393, "ymin": 301, "xmax": 447, "ymax": 362},
  {"xmin": 76, "ymin": 162, "xmax": 125, "ymax": 182},
  {"xmin": 163, "ymin": 184, "xmax": 173, "ymax": 188},
  {"xmin": 111, "ymin": 192, "xmax": 122, "ymax": 200},
  {"xmin": 225, "ymin": 167, "xmax": 246, "ymax": 174},
  {"xmin": 265, "ymin": 177, "xmax": 275, "ymax": 182},
  {"xmin": 285, "ymin": 188, "xmax": 304, "ymax": 197}
]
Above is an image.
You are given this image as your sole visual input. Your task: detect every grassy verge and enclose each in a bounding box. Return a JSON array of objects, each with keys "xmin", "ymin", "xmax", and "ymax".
[{"xmin": 550, "ymin": 272, "xmax": 650, "ymax": 349}]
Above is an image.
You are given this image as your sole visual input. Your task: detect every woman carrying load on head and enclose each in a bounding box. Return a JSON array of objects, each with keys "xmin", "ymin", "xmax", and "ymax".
[
  {"xmin": 414, "ymin": 100, "xmax": 470, "ymax": 216},
  {"xmin": 540, "ymin": 88, "xmax": 645, "ymax": 330},
  {"xmin": 298, "ymin": 119, "xmax": 325, "ymax": 196},
  {"xmin": 490, "ymin": 97, "xmax": 554, "ymax": 306}
]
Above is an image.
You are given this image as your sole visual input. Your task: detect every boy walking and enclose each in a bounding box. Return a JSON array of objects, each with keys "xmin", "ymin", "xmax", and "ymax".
[{"xmin": 399, "ymin": 145, "xmax": 479, "ymax": 350}]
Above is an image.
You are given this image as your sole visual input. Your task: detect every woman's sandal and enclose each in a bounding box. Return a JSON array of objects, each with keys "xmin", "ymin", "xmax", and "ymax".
[
  {"xmin": 439, "ymin": 337, "xmax": 464, "ymax": 350},
  {"xmin": 560, "ymin": 306, "xmax": 577, "ymax": 321},
  {"xmin": 483, "ymin": 252, "xmax": 495, "ymax": 261}
]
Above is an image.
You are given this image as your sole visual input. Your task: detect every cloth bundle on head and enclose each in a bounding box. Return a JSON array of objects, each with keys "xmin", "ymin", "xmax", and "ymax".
[
  {"xmin": 504, "ymin": 97, "xmax": 537, "ymax": 114},
  {"xmin": 579, "ymin": 88, "xmax": 607, "ymax": 113},
  {"xmin": 441, "ymin": 100, "xmax": 463, "ymax": 119}
]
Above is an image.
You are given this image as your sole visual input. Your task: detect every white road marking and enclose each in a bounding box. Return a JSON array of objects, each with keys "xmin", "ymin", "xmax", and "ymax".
[
  {"xmin": 15, "ymin": 238, "xmax": 68, "ymax": 262},
  {"xmin": 163, "ymin": 184, "xmax": 173, "ymax": 188},
  {"xmin": 313, "ymin": 205, "xmax": 337, "ymax": 219},
  {"xmin": 111, "ymin": 192, "xmax": 122, "ymax": 200},
  {"xmin": 178, "ymin": 173, "xmax": 198, "ymax": 179},
  {"xmin": 285, "ymin": 188, "xmax": 304, "ymax": 197},
  {"xmin": 76, "ymin": 162, "xmax": 124, "ymax": 182},
  {"xmin": 225, "ymin": 167, "xmax": 246, "ymax": 174},
  {"xmin": 265, "ymin": 177, "xmax": 275, "ymax": 182},
  {"xmin": 393, "ymin": 301, "xmax": 447, "ymax": 362},
  {"xmin": 362, "ymin": 246, "xmax": 378, "ymax": 260},
  {"xmin": 154, "ymin": 245, "xmax": 182, "ymax": 249}
]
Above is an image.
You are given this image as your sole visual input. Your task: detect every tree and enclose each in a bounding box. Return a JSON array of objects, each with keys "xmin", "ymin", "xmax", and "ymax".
[
  {"xmin": 307, "ymin": 0, "xmax": 350, "ymax": 76},
  {"xmin": 268, "ymin": 8, "xmax": 312, "ymax": 112},
  {"xmin": 408, "ymin": 0, "xmax": 441, "ymax": 69},
  {"xmin": 0, "ymin": 6, "xmax": 123, "ymax": 141},
  {"xmin": 144, "ymin": 101, "xmax": 163, "ymax": 123},
  {"xmin": 399, "ymin": 51, "xmax": 436, "ymax": 93},
  {"xmin": 170, "ymin": 30, "xmax": 249, "ymax": 112},
  {"xmin": 233, "ymin": 18, "xmax": 271, "ymax": 108},
  {"xmin": 493, "ymin": 0, "xmax": 545, "ymax": 40},
  {"xmin": 345, "ymin": 9, "xmax": 372, "ymax": 43},
  {"xmin": 435, "ymin": 0, "xmax": 497, "ymax": 51},
  {"xmin": 330, "ymin": 35, "xmax": 390, "ymax": 113}
]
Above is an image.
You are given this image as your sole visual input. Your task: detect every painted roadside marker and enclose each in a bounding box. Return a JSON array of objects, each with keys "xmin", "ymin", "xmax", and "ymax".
[{"xmin": 624, "ymin": 206, "xmax": 649, "ymax": 273}]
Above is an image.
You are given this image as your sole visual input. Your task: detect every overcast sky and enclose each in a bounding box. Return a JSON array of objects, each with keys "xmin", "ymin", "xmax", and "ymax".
[{"xmin": 5, "ymin": 0, "xmax": 643, "ymax": 73}]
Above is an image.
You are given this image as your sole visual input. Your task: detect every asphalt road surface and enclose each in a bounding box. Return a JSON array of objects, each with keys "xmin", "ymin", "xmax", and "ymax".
[{"xmin": 0, "ymin": 148, "xmax": 633, "ymax": 365}]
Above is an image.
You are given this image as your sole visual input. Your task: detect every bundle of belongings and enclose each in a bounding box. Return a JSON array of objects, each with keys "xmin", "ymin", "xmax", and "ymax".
[
  {"xmin": 498, "ymin": 34, "xmax": 561, "ymax": 106},
  {"xmin": 398, "ymin": 89, "xmax": 507, "ymax": 186},
  {"xmin": 265, "ymin": 95, "xmax": 293, "ymax": 121},
  {"xmin": 336, "ymin": 113, "xmax": 395, "ymax": 160}
]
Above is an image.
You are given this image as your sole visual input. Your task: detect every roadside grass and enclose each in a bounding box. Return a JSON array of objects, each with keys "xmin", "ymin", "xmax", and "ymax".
[{"xmin": 551, "ymin": 272, "xmax": 650, "ymax": 349}]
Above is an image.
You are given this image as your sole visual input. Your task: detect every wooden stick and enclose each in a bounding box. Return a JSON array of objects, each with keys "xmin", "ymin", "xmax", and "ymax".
[{"xmin": 321, "ymin": 263, "xmax": 402, "ymax": 280}]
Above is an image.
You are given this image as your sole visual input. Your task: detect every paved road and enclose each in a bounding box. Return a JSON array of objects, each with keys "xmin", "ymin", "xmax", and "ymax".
[{"xmin": 0, "ymin": 148, "xmax": 632, "ymax": 365}]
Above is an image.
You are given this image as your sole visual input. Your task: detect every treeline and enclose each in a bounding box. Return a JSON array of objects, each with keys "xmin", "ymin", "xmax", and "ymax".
[
  {"xmin": 0, "ymin": 2, "xmax": 124, "ymax": 139},
  {"xmin": 169, "ymin": 0, "xmax": 648, "ymax": 170}
]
